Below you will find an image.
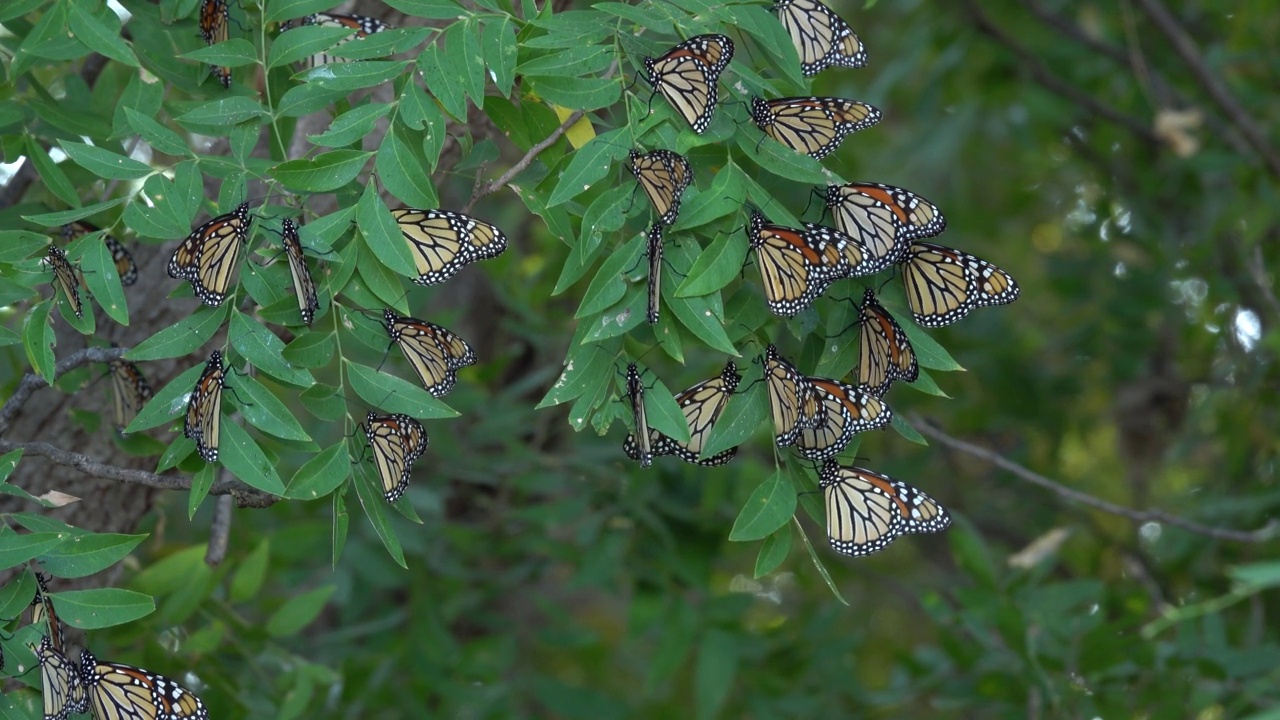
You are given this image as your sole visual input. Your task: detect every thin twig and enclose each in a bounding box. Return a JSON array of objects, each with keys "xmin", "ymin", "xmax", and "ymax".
[
  {"xmin": 462, "ymin": 109, "xmax": 587, "ymax": 214},
  {"xmin": 911, "ymin": 416, "xmax": 1278, "ymax": 544},
  {"xmin": 205, "ymin": 493, "xmax": 233, "ymax": 566},
  {"xmin": 1131, "ymin": 0, "xmax": 1280, "ymax": 178},
  {"xmin": 0, "ymin": 346, "xmax": 125, "ymax": 436}
]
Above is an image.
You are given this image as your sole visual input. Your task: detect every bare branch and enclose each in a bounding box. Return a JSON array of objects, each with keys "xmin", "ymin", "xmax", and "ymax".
[
  {"xmin": 911, "ymin": 416, "xmax": 1278, "ymax": 544},
  {"xmin": 1132, "ymin": 0, "xmax": 1280, "ymax": 178},
  {"xmin": 0, "ymin": 346, "xmax": 125, "ymax": 437},
  {"xmin": 205, "ymin": 493, "xmax": 233, "ymax": 566},
  {"xmin": 0, "ymin": 439, "xmax": 278, "ymax": 509}
]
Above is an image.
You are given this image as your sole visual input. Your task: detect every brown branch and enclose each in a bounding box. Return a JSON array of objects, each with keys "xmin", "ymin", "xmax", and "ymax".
[
  {"xmin": 0, "ymin": 346, "xmax": 125, "ymax": 436},
  {"xmin": 205, "ymin": 493, "xmax": 233, "ymax": 566},
  {"xmin": 911, "ymin": 416, "xmax": 1278, "ymax": 544},
  {"xmin": 462, "ymin": 108, "xmax": 587, "ymax": 214},
  {"xmin": 1131, "ymin": 0, "xmax": 1280, "ymax": 178},
  {"xmin": 959, "ymin": 0, "xmax": 1160, "ymax": 146}
]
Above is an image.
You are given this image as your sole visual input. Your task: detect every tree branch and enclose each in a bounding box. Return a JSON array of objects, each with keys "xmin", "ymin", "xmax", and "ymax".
[
  {"xmin": 205, "ymin": 493, "xmax": 233, "ymax": 565},
  {"xmin": 0, "ymin": 346, "xmax": 125, "ymax": 436},
  {"xmin": 911, "ymin": 416, "xmax": 1278, "ymax": 544},
  {"xmin": 1131, "ymin": 0, "xmax": 1280, "ymax": 178},
  {"xmin": 462, "ymin": 108, "xmax": 586, "ymax": 214}
]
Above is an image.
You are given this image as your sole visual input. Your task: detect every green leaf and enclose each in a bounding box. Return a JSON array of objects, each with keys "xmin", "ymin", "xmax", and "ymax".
[
  {"xmin": 382, "ymin": 0, "xmax": 466, "ymax": 21},
  {"xmin": 676, "ymin": 229, "xmax": 747, "ymax": 297},
  {"xmin": 267, "ymin": 26, "xmax": 356, "ymax": 68},
  {"xmin": 729, "ymin": 471, "xmax": 796, "ymax": 542},
  {"xmin": 415, "ymin": 45, "xmax": 467, "ymax": 120},
  {"xmin": 271, "ymin": 150, "xmax": 371, "ymax": 192},
  {"xmin": 48, "ymin": 588, "xmax": 155, "ymax": 629},
  {"xmin": 219, "ymin": 421, "xmax": 288, "ymax": 495},
  {"xmin": 357, "ymin": 186, "xmax": 417, "ymax": 277},
  {"xmin": 123, "ymin": 108, "xmax": 191, "ymax": 157},
  {"xmin": 188, "ymin": 464, "xmax": 216, "ymax": 517},
  {"xmin": 754, "ymin": 525, "xmax": 792, "ymax": 578},
  {"xmin": 126, "ymin": 305, "xmax": 228, "ymax": 361},
  {"xmin": 331, "ymin": 492, "xmax": 349, "ymax": 566},
  {"xmin": 536, "ymin": 343, "xmax": 616, "ymax": 409},
  {"xmin": 309, "ymin": 103, "xmax": 392, "ymax": 147},
  {"xmin": 643, "ymin": 376, "xmax": 691, "ymax": 444},
  {"xmin": 890, "ymin": 414, "xmax": 928, "ymax": 445},
  {"xmin": 667, "ymin": 290, "xmax": 736, "ymax": 355},
  {"xmin": 0, "ymin": 449, "xmax": 21, "ymax": 483},
  {"xmin": 547, "ymin": 128, "xmax": 628, "ymax": 206},
  {"xmin": 182, "ymin": 38, "xmax": 258, "ymax": 66},
  {"xmin": 301, "ymin": 60, "xmax": 410, "ymax": 93},
  {"xmin": 66, "ymin": 3, "xmax": 138, "ymax": 66},
  {"xmin": 482, "ymin": 17, "xmax": 517, "ymax": 96},
  {"xmin": 285, "ymin": 444, "xmax": 352, "ymax": 500},
  {"xmin": 0, "ymin": 531, "xmax": 67, "ymax": 568},
  {"xmin": 228, "ymin": 311, "xmax": 315, "ymax": 387},
  {"xmin": 26, "ymin": 137, "xmax": 79, "ymax": 207},
  {"xmin": 174, "ymin": 97, "xmax": 270, "ymax": 126},
  {"xmin": 796, "ymin": 516, "xmax": 849, "ymax": 605},
  {"xmin": 58, "ymin": 140, "xmax": 153, "ymax": 180},
  {"xmin": 125, "ymin": 362, "xmax": 203, "ymax": 434},
  {"xmin": 351, "ymin": 464, "xmax": 407, "ymax": 567},
  {"xmin": 525, "ymin": 75, "xmax": 619, "ymax": 111},
  {"xmin": 0, "ymin": 230, "xmax": 52, "ymax": 261},
  {"xmin": 282, "ymin": 331, "xmax": 337, "ymax": 369},
  {"xmin": 445, "ymin": 21, "xmax": 485, "ymax": 110},
  {"xmin": 376, "ymin": 129, "xmax": 437, "ymax": 207},
  {"xmin": 694, "ymin": 630, "xmax": 738, "ymax": 720},
  {"xmin": 266, "ymin": 584, "xmax": 336, "ymax": 637},
  {"xmin": 345, "ymin": 360, "xmax": 459, "ymax": 419},
  {"xmin": 22, "ymin": 300, "xmax": 56, "ymax": 383},
  {"xmin": 265, "ymin": 0, "xmax": 345, "ymax": 23},
  {"xmin": 23, "ymin": 200, "xmax": 126, "ymax": 227},
  {"xmin": 38, "ymin": 533, "xmax": 147, "ymax": 578},
  {"xmin": 80, "ymin": 236, "xmax": 129, "ymax": 326},
  {"xmin": 232, "ymin": 374, "xmax": 313, "ymax": 442},
  {"xmin": 230, "ymin": 539, "xmax": 270, "ymax": 603},
  {"xmin": 701, "ymin": 383, "xmax": 766, "ymax": 458},
  {"xmin": 733, "ymin": 130, "xmax": 839, "ymax": 185},
  {"xmin": 576, "ymin": 232, "xmax": 643, "ymax": 318}
]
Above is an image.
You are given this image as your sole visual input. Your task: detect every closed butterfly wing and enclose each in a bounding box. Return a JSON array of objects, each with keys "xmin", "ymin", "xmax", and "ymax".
[
  {"xmin": 109, "ymin": 358, "xmax": 154, "ymax": 431},
  {"xmin": 184, "ymin": 351, "xmax": 226, "ymax": 462},
  {"xmin": 824, "ymin": 182, "xmax": 945, "ymax": 266},
  {"xmin": 648, "ymin": 360, "xmax": 742, "ymax": 466},
  {"xmin": 899, "ymin": 242, "xmax": 1019, "ymax": 327},
  {"xmin": 80, "ymin": 648, "xmax": 209, "ymax": 720},
  {"xmin": 199, "ymin": 0, "xmax": 232, "ymax": 86},
  {"xmin": 280, "ymin": 219, "xmax": 319, "ymax": 325},
  {"xmin": 795, "ymin": 378, "xmax": 891, "ymax": 460},
  {"xmin": 856, "ymin": 288, "xmax": 917, "ymax": 396},
  {"xmin": 641, "ymin": 34, "xmax": 734, "ymax": 133},
  {"xmin": 818, "ymin": 459, "xmax": 905, "ymax": 557},
  {"xmin": 621, "ymin": 363, "xmax": 653, "ymax": 467},
  {"xmin": 390, "ymin": 209, "xmax": 508, "ymax": 285},
  {"xmin": 46, "ymin": 246, "xmax": 83, "ymax": 318},
  {"xmin": 764, "ymin": 344, "xmax": 822, "ymax": 446},
  {"xmin": 37, "ymin": 636, "xmax": 88, "ymax": 720},
  {"xmin": 62, "ymin": 221, "xmax": 138, "ymax": 286},
  {"xmin": 748, "ymin": 210, "xmax": 849, "ymax": 317},
  {"xmin": 364, "ymin": 412, "xmax": 427, "ymax": 502},
  {"xmin": 645, "ymin": 224, "xmax": 664, "ymax": 324},
  {"xmin": 628, "ymin": 149, "xmax": 693, "ymax": 226},
  {"xmin": 383, "ymin": 309, "xmax": 477, "ymax": 397},
  {"xmin": 772, "ymin": 0, "xmax": 866, "ymax": 75},
  {"xmin": 750, "ymin": 96, "xmax": 881, "ymax": 159},
  {"xmin": 168, "ymin": 202, "xmax": 250, "ymax": 307}
]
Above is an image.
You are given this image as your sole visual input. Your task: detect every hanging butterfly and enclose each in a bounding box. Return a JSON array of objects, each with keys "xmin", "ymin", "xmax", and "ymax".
[
  {"xmin": 822, "ymin": 182, "xmax": 946, "ymax": 267},
  {"xmin": 794, "ymin": 378, "xmax": 891, "ymax": 460},
  {"xmin": 819, "ymin": 459, "xmax": 950, "ymax": 557},
  {"xmin": 746, "ymin": 209, "xmax": 865, "ymax": 317},
  {"xmin": 109, "ymin": 358, "xmax": 154, "ymax": 431},
  {"xmin": 625, "ymin": 360, "xmax": 742, "ymax": 466},
  {"xmin": 363, "ymin": 412, "xmax": 428, "ymax": 502},
  {"xmin": 382, "ymin": 309, "xmax": 477, "ymax": 397},
  {"xmin": 772, "ymin": 0, "xmax": 867, "ymax": 75},
  {"xmin": 627, "ymin": 149, "xmax": 693, "ymax": 226},
  {"xmin": 80, "ymin": 648, "xmax": 210, "ymax": 720},
  {"xmin": 389, "ymin": 208, "xmax": 508, "ymax": 286},
  {"xmin": 764, "ymin": 344, "xmax": 823, "ymax": 446},
  {"xmin": 855, "ymin": 288, "xmax": 917, "ymax": 397},
  {"xmin": 198, "ymin": 0, "xmax": 232, "ymax": 87},
  {"xmin": 279, "ymin": 218, "xmax": 319, "ymax": 326},
  {"xmin": 898, "ymin": 242, "xmax": 1020, "ymax": 327},
  {"xmin": 61, "ymin": 221, "xmax": 138, "ymax": 286},
  {"xmin": 621, "ymin": 363, "xmax": 652, "ymax": 467},
  {"xmin": 30, "ymin": 572, "xmax": 66, "ymax": 653},
  {"xmin": 37, "ymin": 635, "xmax": 88, "ymax": 720},
  {"xmin": 45, "ymin": 246, "xmax": 83, "ymax": 318},
  {"xmin": 645, "ymin": 223, "xmax": 664, "ymax": 325},
  {"xmin": 281, "ymin": 12, "xmax": 390, "ymax": 68},
  {"xmin": 185, "ymin": 351, "xmax": 226, "ymax": 463},
  {"xmin": 168, "ymin": 202, "xmax": 251, "ymax": 307},
  {"xmin": 749, "ymin": 96, "xmax": 881, "ymax": 160},
  {"xmin": 640, "ymin": 34, "xmax": 734, "ymax": 133}
]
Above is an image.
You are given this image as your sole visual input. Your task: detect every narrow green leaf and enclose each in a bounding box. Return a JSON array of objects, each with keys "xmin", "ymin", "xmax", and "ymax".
[
  {"xmin": 49, "ymin": 588, "xmax": 155, "ymax": 629},
  {"xmin": 444, "ymin": 21, "xmax": 484, "ymax": 110},
  {"xmin": 701, "ymin": 383, "xmax": 765, "ymax": 458},
  {"xmin": 266, "ymin": 0, "xmax": 344, "ymax": 23},
  {"xmin": 285, "ymin": 444, "xmax": 352, "ymax": 500},
  {"xmin": 754, "ymin": 525, "xmax": 792, "ymax": 578},
  {"xmin": 229, "ymin": 539, "xmax": 271, "ymax": 603},
  {"xmin": 188, "ymin": 464, "xmax": 215, "ymax": 517},
  {"xmin": 309, "ymin": 103, "xmax": 392, "ymax": 146},
  {"xmin": 345, "ymin": 360, "xmax": 458, "ymax": 419},
  {"xmin": 266, "ymin": 585, "xmax": 336, "ymax": 637},
  {"xmin": 174, "ymin": 97, "xmax": 270, "ymax": 126},
  {"xmin": 228, "ymin": 311, "xmax": 315, "ymax": 387},
  {"xmin": 126, "ymin": 305, "xmax": 228, "ymax": 361},
  {"xmin": 124, "ymin": 362, "xmax": 203, "ymax": 434},
  {"xmin": 182, "ymin": 38, "xmax": 258, "ymax": 66},
  {"xmin": 351, "ymin": 464, "xmax": 407, "ymax": 567},
  {"xmin": 547, "ymin": 128, "xmax": 628, "ymax": 207},
  {"xmin": 58, "ymin": 140, "xmax": 152, "ymax": 180},
  {"xmin": 729, "ymin": 471, "xmax": 796, "ymax": 542},
  {"xmin": 0, "ymin": 230, "xmax": 52, "ymax": 261},
  {"xmin": 694, "ymin": 630, "xmax": 738, "ymax": 720},
  {"xmin": 80, "ymin": 236, "xmax": 129, "ymax": 326},
  {"xmin": 536, "ymin": 343, "xmax": 616, "ymax": 409},
  {"xmin": 376, "ymin": 129, "xmax": 437, "ymax": 207},
  {"xmin": 22, "ymin": 300, "xmax": 56, "ymax": 383},
  {"xmin": 0, "ymin": 450, "xmax": 21, "ymax": 483},
  {"xmin": 416, "ymin": 45, "xmax": 467, "ymax": 120},
  {"xmin": 123, "ymin": 108, "xmax": 192, "ymax": 157},
  {"xmin": 23, "ymin": 200, "xmax": 125, "ymax": 227},
  {"xmin": 796, "ymin": 516, "xmax": 850, "ymax": 605},
  {"xmin": 39, "ymin": 533, "xmax": 147, "ymax": 578},
  {"xmin": 676, "ymin": 230, "xmax": 747, "ymax": 297},
  {"xmin": 267, "ymin": 26, "xmax": 355, "ymax": 69},
  {"xmin": 0, "ymin": 531, "xmax": 67, "ymax": 568},
  {"xmin": 575, "ymin": 233, "xmax": 643, "ymax": 319},
  {"xmin": 890, "ymin": 414, "xmax": 928, "ymax": 445},
  {"xmin": 382, "ymin": 0, "xmax": 465, "ymax": 21},
  {"xmin": 25, "ymin": 137, "xmax": 79, "ymax": 207},
  {"xmin": 271, "ymin": 150, "xmax": 371, "ymax": 192},
  {"xmin": 219, "ymin": 421, "xmax": 288, "ymax": 495},
  {"xmin": 643, "ymin": 376, "xmax": 691, "ymax": 444},
  {"xmin": 66, "ymin": 3, "xmax": 138, "ymax": 66},
  {"xmin": 357, "ymin": 186, "xmax": 417, "ymax": 277},
  {"xmin": 482, "ymin": 17, "xmax": 516, "ymax": 96},
  {"xmin": 525, "ymin": 76, "xmax": 619, "ymax": 112},
  {"xmin": 331, "ymin": 491, "xmax": 349, "ymax": 566},
  {"xmin": 301, "ymin": 60, "xmax": 409, "ymax": 93},
  {"xmin": 231, "ymin": 374, "xmax": 313, "ymax": 442}
]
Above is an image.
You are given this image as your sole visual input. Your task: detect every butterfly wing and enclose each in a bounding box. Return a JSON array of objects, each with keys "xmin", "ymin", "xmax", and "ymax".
[
  {"xmin": 38, "ymin": 636, "xmax": 87, "ymax": 720},
  {"xmin": 391, "ymin": 209, "xmax": 508, "ymax": 285},
  {"xmin": 628, "ymin": 149, "xmax": 693, "ymax": 226},
  {"xmin": 281, "ymin": 219, "xmax": 319, "ymax": 326},
  {"xmin": 62, "ymin": 221, "xmax": 138, "ymax": 286},
  {"xmin": 773, "ymin": 0, "xmax": 866, "ymax": 75},
  {"xmin": 749, "ymin": 211, "xmax": 848, "ymax": 316},
  {"xmin": 283, "ymin": 12, "xmax": 390, "ymax": 67},
  {"xmin": 818, "ymin": 460, "xmax": 905, "ymax": 556},
  {"xmin": 184, "ymin": 351, "xmax": 225, "ymax": 462},
  {"xmin": 168, "ymin": 203, "xmax": 250, "ymax": 306},
  {"xmin": 646, "ymin": 224, "xmax": 664, "ymax": 324},
  {"xmin": 46, "ymin": 246, "xmax": 83, "ymax": 318},
  {"xmin": 750, "ymin": 96, "xmax": 881, "ymax": 159},
  {"xmin": 900, "ymin": 242, "xmax": 1020, "ymax": 327},
  {"xmin": 642, "ymin": 34, "xmax": 734, "ymax": 133},
  {"xmin": 795, "ymin": 378, "xmax": 891, "ymax": 460},
  {"xmin": 856, "ymin": 288, "xmax": 918, "ymax": 396},
  {"xmin": 383, "ymin": 310, "xmax": 476, "ymax": 397},
  {"xmin": 621, "ymin": 363, "xmax": 653, "ymax": 467},
  {"xmin": 109, "ymin": 359, "xmax": 154, "ymax": 431},
  {"xmin": 80, "ymin": 649, "xmax": 209, "ymax": 720},
  {"xmin": 649, "ymin": 360, "xmax": 741, "ymax": 466},
  {"xmin": 764, "ymin": 345, "xmax": 823, "ymax": 446},
  {"xmin": 199, "ymin": 0, "xmax": 232, "ymax": 86}
]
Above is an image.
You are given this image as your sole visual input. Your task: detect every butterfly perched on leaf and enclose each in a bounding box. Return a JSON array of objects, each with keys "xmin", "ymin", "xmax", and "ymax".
[
  {"xmin": 627, "ymin": 149, "xmax": 692, "ymax": 226},
  {"xmin": 280, "ymin": 218, "xmax": 319, "ymax": 325},
  {"xmin": 382, "ymin": 309, "xmax": 477, "ymax": 397},
  {"xmin": 819, "ymin": 460, "xmax": 950, "ymax": 557},
  {"xmin": 80, "ymin": 648, "xmax": 210, "ymax": 720},
  {"xmin": 625, "ymin": 360, "xmax": 741, "ymax": 466},
  {"xmin": 390, "ymin": 209, "xmax": 508, "ymax": 285},
  {"xmin": 746, "ymin": 209, "xmax": 871, "ymax": 317},
  {"xmin": 281, "ymin": 12, "xmax": 390, "ymax": 68},
  {"xmin": 621, "ymin": 363, "xmax": 652, "ymax": 467},
  {"xmin": 185, "ymin": 351, "xmax": 226, "ymax": 462},
  {"xmin": 363, "ymin": 412, "xmax": 428, "ymax": 502},
  {"xmin": 198, "ymin": 0, "xmax": 232, "ymax": 87},
  {"xmin": 168, "ymin": 202, "xmax": 251, "ymax": 307},
  {"xmin": 45, "ymin": 246, "xmax": 83, "ymax": 318},
  {"xmin": 822, "ymin": 182, "xmax": 946, "ymax": 267},
  {"xmin": 61, "ymin": 221, "xmax": 138, "ymax": 286},
  {"xmin": 31, "ymin": 575, "xmax": 89, "ymax": 720},
  {"xmin": 794, "ymin": 378, "xmax": 891, "ymax": 460},
  {"xmin": 772, "ymin": 0, "xmax": 867, "ymax": 75},
  {"xmin": 109, "ymin": 358, "xmax": 154, "ymax": 431},
  {"xmin": 641, "ymin": 34, "xmax": 734, "ymax": 133},
  {"xmin": 854, "ymin": 288, "xmax": 918, "ymax": 397},
  {"xmin": 644, "ymin": 224, "xmax": 665, "ymax": 325},
  {"xmin": 898, "ymin": 242, "xmax": 1020, "ymax": 327},
  {"xmin": 764, "ymin": 344, "xmax": 822, "ymax": 447},
  {"xmin": 750, "ymin": 96, "xmax": 881, "ymax": 159}
]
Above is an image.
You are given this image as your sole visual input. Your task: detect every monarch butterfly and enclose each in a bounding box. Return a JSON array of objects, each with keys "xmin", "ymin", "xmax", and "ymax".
[
  {"xmin": 819, "ymin": 459, "xmax": 950, "ymax": 556},
  {"xmin": 764, "ymin": 344, "xmax": 822, "ymax": 446},
  {"xmin": 856, "ymin": 288, "xmax": 917, "ymax": 397},
  {"xmin": 109, "ymin": 358, "xmax": 154, "ymax": 431},
  {"xmin": 772, "ymin": 0, "xmax": 866, "ymax": 75},
  {"xmin": 645, "ymin": 224, "xmax": 664, "ymax": 325},
  {"xmin": 184, "ymin": 351, "xmax": 226, "ymax": 463},
  {"xmin": 382, "ymin": 309, "xmax": 477, "ymax": 397},
  {"xmin": 61, "ymin": 221, "xmax": 138, "ymax": 286},
  {"xmin": 30, "ymin": 572, "xmax": 65, "ymax": 653},
  {"xmin": 627, "ymin": 149, "xmax": 693, "ymax": 226},
  {"xmin": 899, "ymin": 242, "xmax": 1020, "ymax": 327},
  {"xmin": 198, "ymin": 0, "xmax": 232, "ymax": 87},
  {"xmin": 823, "ymin": 183, "xmax": 946, "ymax": 267},
  {"xmin": 46, "ymin": 246, "xmax": 83, "ymax": 319},
  {"xmin": 37, "ymin": 635, "xmax": 88, "ymax": 720},
  {"xmin": 625, "ymin": 360, "xmax": 742, "ymax": 466},
  {"xmin": 281, "ymin": 12, "xmax": 390, "ymax": 67},
  {"xmin": 622, "ymin": 363, "xmax": 652, "ymax": 467},
  {"xmin": 167, "ymin": 202, "xmax": 251, "ymax": 307},
  {"xmin": 749, "ymin": 96, "xmax": 881, "ymax": 160},
  {"xmin": 389, "ymin": 209, "xmax": 508, "ymax": 286},
  {"xmin": 79, "ymin": 649, "xmax": 210, "ymax": 720},
  {"xmin": 279, "ymin": 219, "xmax": 319, "ymax": 326},
  {"xmin": 747, "ymin": 209, "xmax": 859, "ymax": 317},
  {"xmin": 794, "ymin": 378, "xmax": 891, "ymax": 460},
  {"xmin": 363, "ymin": 412, "xmax": 428, "ymax": 502},
  {"xmin": 641, "ymin": 34, "xmax": 734, "ymax": 133}
]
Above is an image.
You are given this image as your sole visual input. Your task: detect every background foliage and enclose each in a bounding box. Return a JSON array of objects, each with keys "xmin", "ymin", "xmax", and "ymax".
[{"xmin": 1, "ymin": 0, "xmax": 1278, "ymax": 718}]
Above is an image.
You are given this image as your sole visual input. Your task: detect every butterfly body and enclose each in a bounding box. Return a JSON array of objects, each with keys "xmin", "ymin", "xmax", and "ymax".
[
  {"xmin": 364, "ymin": 412, "xmax": 428, "ymax": 501},
  {"xmin": 641, "ymin": 34, "xmax": 734, "ymax": 133},
  {"xmin": 382, "ymin": 309, "xmax": 477, "ymax": 397},
  {"xmin": 750, "ymin": 96, "xmax": 881, "ymax": 159},
  {"xmin": 168, "ymin": 203, "xmax": 251, "ymax": 307}
]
